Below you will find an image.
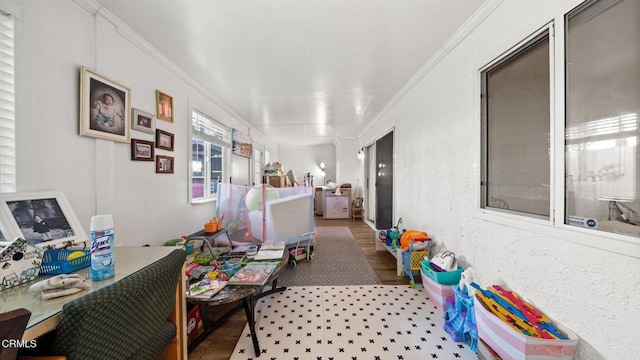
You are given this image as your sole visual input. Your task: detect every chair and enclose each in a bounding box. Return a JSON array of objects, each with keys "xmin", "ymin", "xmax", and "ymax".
[
  {"xmin": 351, "ymin": 197, "xmax": 363, "ymax": 221},
  {"xmin": 0, "ymin": 308, "xmax": 31, "ymax": 360},
  {"xmin": 285, "ymin": 169, "xmax": 299, "ymax": 186},
  {"xmin": 21, "ymin": 249, "xmax": 186, "ymax": 360}
]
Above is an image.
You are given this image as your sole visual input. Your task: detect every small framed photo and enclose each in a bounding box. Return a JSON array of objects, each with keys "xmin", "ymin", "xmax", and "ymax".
[
  {"xmin": 156, "ymin": 129, "xmax": 174, "ymax": 151},
  {"xmin": 156, "ymin": 155, "xmax": 174, "ymax": 174},
  {"xmin": 0, "ymin": 191, "xmax": 88, "ymax": 250},
  {"xmin": 131, "ymin": 108, "xmax": 155, "ymax": 133},
  {"xmin": 80, "ymin": 66, "xmax": 131, "ymax": 142},
  {"xmin": 156, "ymin": 90, "xmax": 173, "ymax": 123},
  {"xmin": 131, "ymin": 139, "xmax": 155, "ymax": 161}
]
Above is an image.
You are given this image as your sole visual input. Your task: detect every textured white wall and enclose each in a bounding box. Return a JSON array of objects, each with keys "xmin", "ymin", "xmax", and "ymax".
[
  {"xmin": 14, "ymin": 0, "xmax": 275, "ymax": 246},
  {"xmin": 361, "ymin": 0, "xmax": 639, "ymax": 358}
]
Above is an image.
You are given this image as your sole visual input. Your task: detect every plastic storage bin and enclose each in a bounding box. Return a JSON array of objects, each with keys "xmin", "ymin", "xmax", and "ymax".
[
  {"xmin": 40, "ymin": 249, "xmax": 91, "ymax": 275},
  {"xmin": 474, "ymin": 294, "xmax": 578, "ymax": 360},
  {"xmin": 421, "ymin": 270, "xmax": 454, "ymax": 312},
  {"xmin": 420, "ymin": 260, "xmax": 463, "ymax": 285}
]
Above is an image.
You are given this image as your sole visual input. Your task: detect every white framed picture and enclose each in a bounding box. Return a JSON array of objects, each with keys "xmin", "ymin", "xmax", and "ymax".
[
  {"xmin": 131, "ymin": 108, "xmax": 155, "ymax": 134},
  {"xmin": 0, "ymin": 191, "xmax": 88, "ymax": 250}
]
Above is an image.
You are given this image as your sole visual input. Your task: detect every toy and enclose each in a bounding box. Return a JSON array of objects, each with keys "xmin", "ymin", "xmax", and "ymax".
[
  {"xmin": 471, "ymin": 283, "xmax": 566, "ymax": 340},
  {"xmin": 401, "ymin": 240, "xmax": 430, "ymax": 288},
  {"xmin": 379, "ymin": 230, "xmax": 387, "ymax": 244},
  {"xmin": 399, "ymin": 230, "xmax": 429, "ymax": 250},
  {"xmin": 431, "ymin": 250, "xmax": 458, "ymax": 272},
  {"xmin": 245, "ymin": 185, "xmax": 280, "ymax": 212},
  {"xmin": 443, "ymin": 280, "xmax": 477, "ymax": 352}
]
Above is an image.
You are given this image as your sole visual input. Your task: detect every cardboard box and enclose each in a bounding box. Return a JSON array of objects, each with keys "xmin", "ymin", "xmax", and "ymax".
[
  {"xmin": 420, "ymin": 270, "xmax": 454, "ymax": 312},
  {"xmin": 474, "ymin": 294, "xmax": 578, "ymax": 360}
]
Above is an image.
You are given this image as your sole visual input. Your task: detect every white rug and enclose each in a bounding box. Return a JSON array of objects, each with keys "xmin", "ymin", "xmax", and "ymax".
[{"xmin": 230, "ymin": 285, "xmax": 476, "ymax": 360}]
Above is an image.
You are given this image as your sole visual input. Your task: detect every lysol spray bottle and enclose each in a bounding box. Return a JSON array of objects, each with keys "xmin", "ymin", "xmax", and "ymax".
[{"xmin": 90, "ymin": 214, "xmax": 115, "ymax": 280}]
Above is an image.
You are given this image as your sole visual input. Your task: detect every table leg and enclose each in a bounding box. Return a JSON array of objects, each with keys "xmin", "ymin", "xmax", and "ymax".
[
  {"xmin": 187, "ymin": 302, "xmax": 243, "ymax": 353},
  {"xmin": 256, "ymin": 278, "xmax": 287, "ymax": 299},
  {"xmin": 242, "ymin": 295, "xmax": 261, "ymax": 357}
]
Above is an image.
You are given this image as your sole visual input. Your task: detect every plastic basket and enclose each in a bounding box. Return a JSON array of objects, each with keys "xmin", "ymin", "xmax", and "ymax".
[
  {"xmin": 40, "ymin": 249, "xmax": 91, "ymax": 275},
  {"xmin": 404, "ymin": 251, "xmax": 429, "ymax": 271},
  {"xmin": 420, "ymin": 260, "xmax": 463, "ymax": 285}
]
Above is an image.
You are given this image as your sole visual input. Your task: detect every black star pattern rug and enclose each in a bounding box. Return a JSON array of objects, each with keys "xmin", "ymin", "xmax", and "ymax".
[{"xmin": 230, "ymin": 285, "xmax": 476, "ymax": 360}]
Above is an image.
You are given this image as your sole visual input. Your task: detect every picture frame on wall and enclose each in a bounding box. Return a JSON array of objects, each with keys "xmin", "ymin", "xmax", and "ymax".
[
  {"xmin": 0, "ymin": 191, "xmax": 88, "ymax": 250},
  {"xmin": 232, "ymin": 128, "xmax": 253, "ymax": 158},
  {"xmin": 131, "ymin": 108, "xmax": 155, "ymax": 134},
  {"xmin": 155, "ymin": 129, "xmax": 174, "ymax": 151},
  {"xmin": 156, "ymin": 90, "xmax": 173, "ymax": 123},
  {"xmin": 156, "ymin": 155, "xmax": 174, "ymax": 174},
  {"xmin": 131, "ymin": 139, "xmax": 154, "ymax": 161},
  {"xmin": 79, "ymin": 66, "xmax": 131, "ymax": 143}
]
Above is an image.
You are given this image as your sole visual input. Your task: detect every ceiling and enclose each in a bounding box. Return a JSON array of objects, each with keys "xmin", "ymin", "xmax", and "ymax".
[{"xmin": 96, "ymin": 0, "xmax": 486, "ymax": 147}]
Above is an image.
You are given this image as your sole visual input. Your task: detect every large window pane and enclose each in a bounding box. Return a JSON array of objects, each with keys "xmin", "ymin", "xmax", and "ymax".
[
  {"xmin": 565, "ymin": 0, "xmax": 640, "ymax": 236},
  {"xmin": 482, "ymin": 33, "xmax": 550, "ymax": 217},
  {"xmin": 190, "ymin": 110, "xmax": 229, "ymax": 202},
  {"xmin": 210, "ymin": 143, "xmax": 222, "ymax": 195}
]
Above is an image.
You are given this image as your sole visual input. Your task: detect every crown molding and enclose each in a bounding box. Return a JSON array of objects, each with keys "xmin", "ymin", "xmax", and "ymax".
[
  {"xmin": 0, "ymin": 0, "xmax": 20, "ymax": 17},
  {"xmin": 72, "ymin": 0, "xmax": 101, "ymax": 15},
  {"xmin": 360, "ymin": 0, "xmax": 505, "ymax": 139},
  {"xmin": 71, "ymin": 0, "xmax": 265, "ymax": 139}
]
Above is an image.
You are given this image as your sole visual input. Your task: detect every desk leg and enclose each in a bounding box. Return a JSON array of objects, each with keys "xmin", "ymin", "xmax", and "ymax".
[{"xmin": 242, "ymin": 295, "xmax": 261, "ymax": 357}]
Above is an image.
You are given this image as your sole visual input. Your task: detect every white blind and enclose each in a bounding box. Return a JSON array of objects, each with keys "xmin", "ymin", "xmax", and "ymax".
[
  {"xmin": 0, "ymin": 13, "xmax": 14, "ymax": 193},
  {"xmin": 191, "ymin": 110, "xmax": 230, "ymax": 147}
]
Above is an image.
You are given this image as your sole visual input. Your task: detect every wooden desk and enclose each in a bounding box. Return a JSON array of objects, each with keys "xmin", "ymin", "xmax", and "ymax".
[
  {"xmin": 1, "ymin": 247, "xmax": 186, "ymax": 360},
  {"xmin": 187, "ymin": 250, "xmax": 289, "ymax": 356}
]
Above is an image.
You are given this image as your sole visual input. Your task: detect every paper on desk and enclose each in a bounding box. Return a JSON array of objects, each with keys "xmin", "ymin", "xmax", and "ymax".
[
  {"xmin": 260, "ymin": 242, "xmax": 285, "ymax": 250},
  {"xmin": 253, "ymin": 248, "xmax": 284, "ymax": 261},
  {"xmin": 187, "ymin": 280, "xmax": 227, "ymax": 299}
]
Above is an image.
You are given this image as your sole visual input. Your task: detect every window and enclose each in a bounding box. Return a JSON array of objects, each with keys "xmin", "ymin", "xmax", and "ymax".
[
  {"xmin": 481, "ymin": 30, "xmax": 550, "ymax": 218},
  {"xmin": 190, "ymin": 110, "xmax": 229, "ymax": 202},
  {"xmin": 565, "ymin": 0, "xmax": 640, "ymax": 235},
  {"xmin": 264, "ymin": 150, "xmax": 271, "ymax": 166},
  {"xmin": 479, "ymin": 0, "xmax": 640, "ymax": 249},
  {"xmin": 0, "ymin": 13, "xmax": 14, "ymax": 194},
  {"xmin": 253, "ymin": 146, "xmax": 263, "ymax": 185}
]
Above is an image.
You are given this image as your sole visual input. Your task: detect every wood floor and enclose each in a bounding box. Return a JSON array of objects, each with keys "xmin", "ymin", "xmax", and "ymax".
[{"xmin": 187, "ymin": 216, "xmax": 410, "ymax": 360}]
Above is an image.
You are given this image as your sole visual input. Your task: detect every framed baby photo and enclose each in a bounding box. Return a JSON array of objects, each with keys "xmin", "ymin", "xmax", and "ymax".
[
  {"xmin": 131, "ymin": 139, "xmax": 155, "ymax": 161},
  {"xmin": 156, "ymin": 155, "xmax": 174, "ymax": 174},
  {"xmin": 79, "ymin": 66, "xmax": 131, "ymax": 143},
  {"xmin": 156, "ymin": 129, "xmax": 174, "ymax": 151},
  {"xmin": 131, "ymin": 108, "xmax": 155, "ymax": 134},
  {"xmin": 156, "ymin": 90, "xmax": 173, "ymax": 123}
]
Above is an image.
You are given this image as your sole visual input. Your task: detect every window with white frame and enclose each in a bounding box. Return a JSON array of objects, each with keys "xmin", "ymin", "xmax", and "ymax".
[
  {"xmin": 565, "ymin": 0, "xmax": 640, "ymax": 235},
  {"xmin": 480, "ymin": 0, "xmax": 640, "ymax": 244},
  {"xmin": 191, "ymin": 110, "xmax": 229, "ymax": 202},
  {"xmin": 480, "ymin": 30, "xmax": 550, "ymax": 218},
  {"xmin": 264, "ymin": 150, "xmax": 271, "ymax": 166},
  {"xmin": 253, "ymin": 146, "xmax": 263, "ymax": 185}
]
